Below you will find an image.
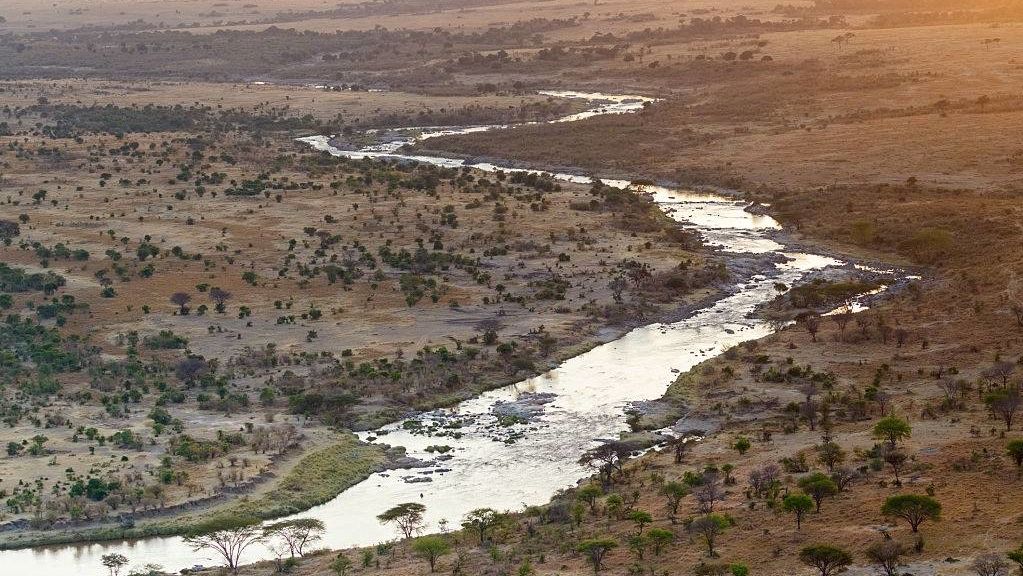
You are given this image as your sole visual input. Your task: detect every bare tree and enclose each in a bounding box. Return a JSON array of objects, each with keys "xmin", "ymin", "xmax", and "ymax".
[
  {"xmin": 210, "ymin": 287, "xmax": 232, "ymax": 313},
  {"xmin": 832, "ymin": 304, "xmax": 853, "ymax": 334},
  {"xmin": 866, "ymin": 539, "xmax": 903, "ymax": 576},
  {"xmin": 687, "ymin": 514, "xmax": 728, "ymax": 557},
  {"xmin": 986, "ymin": 388, "xmax": 1021, "ymax": 431},
  {"xmin": 608, "ymin": 276, "xmax": 627, "ymax": 303},
  {"xmin": 831, "ymin": 466, "xmax": 858, "ymax": 491},
  {"xmin": 972, "ymin": 552, "xmax": 1010, "ymax": 576},
  {"xmin": 748, "ymin": 464, "xmax": 781, "ymax": 499},
  {"xmin": 694, "ymin": 476, "xmax": 725, "ymax": 513},
  {"xmin": 270, "ymin": 423, "xmax": 301, "ymax": 454},
  {"xmin": 797, "ymin": 312, "xmax": 821, "ymax": 342},
  {"xmin": 983, "ymin": 361, "xmax": 1016, "ymax": 388},
  {"xmin": 937, "ymin": 378, "xmax": 964, "ymax": 407},
  {"xmin": 170, "ymin": 292, "xmax": 192, "ymax": 314},
  {"xmin": 667, "ymin": 434, "xmax": 692, "ymax": 464},
  {"xmin": 894, "ymin": 328, "xmax": 909, "ymax": 348}
]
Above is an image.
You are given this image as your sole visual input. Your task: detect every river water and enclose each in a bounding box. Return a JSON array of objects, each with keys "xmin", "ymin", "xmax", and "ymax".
[{"xmin": 2, "ymin": 92, "xmax": 889, "ymax": 575}]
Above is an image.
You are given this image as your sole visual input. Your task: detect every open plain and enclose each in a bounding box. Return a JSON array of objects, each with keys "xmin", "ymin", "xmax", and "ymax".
[{"xmin": 1, "ymin": 1, "xmax": 1023, "ymax": 576}]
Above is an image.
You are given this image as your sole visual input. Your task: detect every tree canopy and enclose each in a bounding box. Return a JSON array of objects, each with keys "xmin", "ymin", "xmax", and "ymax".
[{"xmin": 881, "ymin": 494, "xmax": 941, "ymax": 532}]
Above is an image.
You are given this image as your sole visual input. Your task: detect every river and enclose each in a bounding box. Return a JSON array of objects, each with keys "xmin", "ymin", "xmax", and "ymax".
[{"xmin": 1, "ymin": 91, "xmax": 894, "ymax": 575}]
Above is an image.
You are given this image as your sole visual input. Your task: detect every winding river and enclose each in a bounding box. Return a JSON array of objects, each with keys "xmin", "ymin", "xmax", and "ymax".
[{"xmin": 1, "ymin": 92, "xmax": 894, "ymax": 575}]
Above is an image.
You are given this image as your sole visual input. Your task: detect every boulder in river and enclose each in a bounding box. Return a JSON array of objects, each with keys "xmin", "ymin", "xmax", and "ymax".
[{"xmin": 492, "ymin": 392, "xmax": 557, "ymax": 422}]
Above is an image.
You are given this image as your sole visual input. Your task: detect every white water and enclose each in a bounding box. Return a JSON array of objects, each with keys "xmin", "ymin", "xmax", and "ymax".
[{"xmin": 1, "ymin": 92, "xmax": 894, "ymax": 575}]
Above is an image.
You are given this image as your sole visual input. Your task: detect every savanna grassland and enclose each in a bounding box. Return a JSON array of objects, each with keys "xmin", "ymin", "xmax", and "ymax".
[
  {"xmin": 0, "ymin": 11, "xmax": 719, "ymax": 549},
  {"xmin": 1, "ymin": 1, "xmax": 1023, "ymax": 576}
]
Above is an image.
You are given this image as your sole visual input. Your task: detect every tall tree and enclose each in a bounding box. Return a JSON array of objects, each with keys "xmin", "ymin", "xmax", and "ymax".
[
  {"xmin": 661, "ymin": 481, "xmax": 688, "ymax": 523},
  {"xmin": 783, "ymin": 493, "xmax": 814, "ymax": 530}
]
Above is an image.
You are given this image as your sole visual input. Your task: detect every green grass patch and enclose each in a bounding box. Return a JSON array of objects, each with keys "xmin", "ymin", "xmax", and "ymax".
[
  {"xmin": 224, "ymin": 433, "xmax": 385, "ymax": 519},
  {"xmin": 0, "ymin": 433, "xmax": 384, "ymax": 550}
]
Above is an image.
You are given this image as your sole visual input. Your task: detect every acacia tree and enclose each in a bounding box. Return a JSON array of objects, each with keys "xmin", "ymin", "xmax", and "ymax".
[
  {"xmin": 578, "ymin": 538, "xmax": 617, "ymax": 573},
  {"xmin": 182, "ymin": 515, "xmax": 264, "ymax": 573},
  {"xmin": 872, "ymin": 416, "xmax": 911, "ymax": 449},
  {"xmin": 377, "ymin": 503, "xmax": 426, "ymax": 539},
  {"xmin": 577, "ymin": 484, "xmax": 603, "ymax": 512},
  {"xmin": 462, "ymin": 508, "xmax": 500, "ymax": 545},
  {"xmin": 815, "ymin": 438, "xmax": 846, "ymax": 472},
  {"xmin": 782, "ymin": 493, "xmax": 813, "ymax": 530},
  {"xmin": 661, "ymin": 481, "xmax": 688, "ymax": 523},
  {"xmin": 647, "ymin": 528, "xmax": 673, "ymax": 555},
  {"xmin": 101, "ymin": 553, "xmax": 129, "ymax": 576},
  {"xmin": 800, "ymin": 545, "xmax": 852, "ymax": 576},
  {"xmin": 411, "ymin": 535, "xmax": 451, "ymax": 572},
  {"xmin": 263, "ymin": 518, "xmax": 325, "ymax": 557},
  {"xmin": 580, "ymin": 442, "xmax": 628, "ymax": 488},
  {"xmin": 798, "ymin": 473, "xmax": 839, "ymax": 513},
  {"xmin": 629, "ymin": 509, "xmax": 653, "ymax": 535},
  {"xmin": 881, "ymin": 494, "xmax": 941, "ymax": 533}
]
